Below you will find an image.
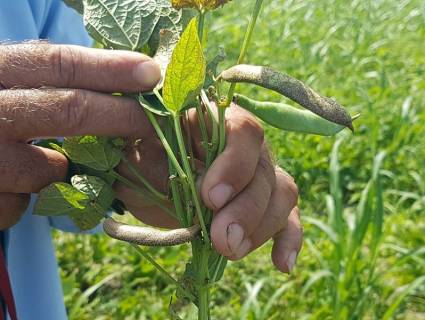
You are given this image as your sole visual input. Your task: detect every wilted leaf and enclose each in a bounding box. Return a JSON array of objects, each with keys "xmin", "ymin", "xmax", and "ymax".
[
  {"xmin": 176, "ymin": 263, "xmax": 197, "ymax": 303},
  {"xmin": 204, "ymin": 46, "xmax": 226, "ymax": 88},
  {"xmin": 83, "ymin": 0, "xmax": 160, "ymax": 50},
  {"xmin": 162, "ymin": 18, "xmax": 206, "ymax": 114},
  {"xmin": 63, "ymin": 136, "xmax": 124, "ymax": 171}
]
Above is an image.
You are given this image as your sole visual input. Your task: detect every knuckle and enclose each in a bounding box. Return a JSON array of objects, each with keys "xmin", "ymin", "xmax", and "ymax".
[
  {"xmin": 240, "ymin": 189, "xmax": 266, "ymax": 217},
  {"xmin": 233, "ymin": 114, "xmax": 264, "ymax": 144},
  {"xmin": 50, "ymin": 45, "xmax": 80, "ymax": 87},
  {"xmin": 60, "ymin": 89, "xmax": 89, "ymax": 132},
  {"xmin": 257, "ymin": 151, "xmax": 276, "ymax": 186},
  {"xmin": 276, "ymin": 173, "xmax": 299, "ymax": 209},
  {"xmin": 13, "ymin": 153, "xmax": 37, "ymax": 191}
]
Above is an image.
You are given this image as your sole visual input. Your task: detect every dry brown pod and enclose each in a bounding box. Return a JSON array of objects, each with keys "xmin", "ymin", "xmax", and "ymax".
[
  {"xmin": 103, "ymin": 217, "xmax": 201, "ymax": 246},
  {"xmin": 220, "ymin": 64, "xmax": 353, "ymax": 130}
]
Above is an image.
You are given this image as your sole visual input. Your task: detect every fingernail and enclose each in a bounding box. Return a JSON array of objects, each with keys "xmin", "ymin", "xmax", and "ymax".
[
  {"xmin": 227, "ymin": 223, "xmax": 251, "ymax": 258},
  {"xmin": 133, "ymin": 60, "xmax": 161, "ymax": 90},
  {"xmin": 209, "ymin": 184, "xmax": 234, "ymax": 209},
  {"xmin": 286, "ymin": 251, "xmax": 298, "ymax": 273}
]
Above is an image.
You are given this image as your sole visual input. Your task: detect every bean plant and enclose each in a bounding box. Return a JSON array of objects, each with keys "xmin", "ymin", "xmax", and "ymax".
[{"xmin": 34, "ymin": 0, "xmax": 356, "ymax": 318}]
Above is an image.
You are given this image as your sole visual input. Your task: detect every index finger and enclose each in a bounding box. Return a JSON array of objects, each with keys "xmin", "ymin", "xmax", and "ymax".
[{"xmin": 0, "ymin": 42, "xmax": 160, "ymax": 92}]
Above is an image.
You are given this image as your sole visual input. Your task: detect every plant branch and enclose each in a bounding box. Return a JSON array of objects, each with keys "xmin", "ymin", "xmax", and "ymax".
[
  {"xmin": 144, "ymin": 109, "xmax": 187, "ymax": 180},
  {"xmin": 224, "ymin": 0, "xmax": 264, "ymax": 109},
  {"xmin": 174, "ymin": 115, "xmax": 210, "ymax": 244}
]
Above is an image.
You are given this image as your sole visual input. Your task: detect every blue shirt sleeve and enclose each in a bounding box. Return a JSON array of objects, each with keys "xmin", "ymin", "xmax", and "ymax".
[{"xmin": 39, "ymin": 0, "xmax": 92, "ymax": 46}]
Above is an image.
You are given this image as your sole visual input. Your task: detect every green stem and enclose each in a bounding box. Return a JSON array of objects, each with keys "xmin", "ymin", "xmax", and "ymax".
[
  {"xmin": 122, "ymin": 158, "xmax": 168, "ymax": 201},
  {"xmin": 197, "ymin": 10, "xmax": 205, "ymax": 43},
  {"xmin": 196, "ymin": 102, "xmax": 210, "ymax": 156},
  {"xmin": 173, "ymin": 115, "xmax": 210, "ymax": 244},
  {"xmin": 166, "ymin": 122, "xmax": 188, "ymax": 226},
  {"xmin": 130, "ymin": 244, "xmax": 196, "ymax": 301},
  {"xmin": 109, "ymin": 171, "xmax": 176, "ymax": 219},
  {"xmin": 224, "ymin": 0, "xmax": 264, "ymax": 108},
  {"xmin": 217, "ymin": 105, "xmax": 226, "ymax": 154},
  {"xmin": 201, "ymin": 90, "xmax": 219, "ymax": 167},
  {"xmin": 183, "ymin": 111, "xmax": 197, "ymax": 172},
  {"xmin": 197, "ymin": 243, "xmax": 211, "ymax": 320},
  {"xmin": 144, "ymin": 109, "xmax": 187, "ymax": 180}
]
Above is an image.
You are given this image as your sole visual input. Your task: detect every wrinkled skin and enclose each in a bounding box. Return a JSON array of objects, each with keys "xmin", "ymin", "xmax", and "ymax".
[{"xmin": 0, "ymin": 42, "xmax": 302, "ymax": 273}]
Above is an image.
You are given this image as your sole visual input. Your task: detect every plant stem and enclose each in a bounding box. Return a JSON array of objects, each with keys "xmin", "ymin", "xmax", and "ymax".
[
  {"xmin": 144, "ymin": 109, "xmax": 187, "ymax": 180},
  {"xmin": 166, "ymin": 122, "xmax": 188, "ymax": 226},
  {"xmin": 201, "ymin": 90, "xmax": 219, "ymax": 167},
  {"xmin": 217, "ymin": 106, "xmax": 226, "ymax": 154},
  {"xmin": 224, "ymin": 0, "xmax": 264, "ymax": 108},
  {"xmin": 183, "ymin": 111, "xmax": 197, "ymax": 172},
  {"xmin": 130, "ymin": 244, "xmax": 196, "ymax": 301},
  {"xmin": 122, "ymin": 157, "xmax": 168, "ymax": 201},
  {"xmin": 196, "ymin": 102, "xmax": 210, "ymax": 156},
  {"xmin": 173, "ymin": 115, "xmax": 210, "ymax": 244},
  {"xmin": 197, "ymin": 10, "xmax": 205, "ymax": 43},
  {"xmin": 109, "ymin": 170, "xmax": 176, "ymax": 219}
]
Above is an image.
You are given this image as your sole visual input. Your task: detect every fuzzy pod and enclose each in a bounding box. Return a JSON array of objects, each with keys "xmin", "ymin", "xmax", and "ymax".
[
  {"xmin": 234, "ymin": 94, "xmax": 347, "ymax": 136},
  {"xmin": 103, "ymin": 218, "xmax": 201, "ymax": 246},
  {"xmin": 220, "ymin": 64, "xmax": 353, "ymax": 130}
]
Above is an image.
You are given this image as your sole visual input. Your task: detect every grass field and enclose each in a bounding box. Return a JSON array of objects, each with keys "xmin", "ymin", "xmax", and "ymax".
[{"xmin": 54, "ymin": 0, "xmax": 425, "ymax": 319}]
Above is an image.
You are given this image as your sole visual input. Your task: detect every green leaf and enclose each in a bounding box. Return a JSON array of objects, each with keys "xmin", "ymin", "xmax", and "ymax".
[
  {"xmin": 63, "ymin": 136, "xmax": 124, "ymax": 171},
  {"xmin": 162, "ymin": 17, "xmax": 206, "ymax": 114},
  {"xmin": 208, "ymin": 250, "xmax": 227, "ymax": 283},
  {"xmin": 71, "ymin": 175, "xmax": 115, "ymax": 212},
  {"xmin": 139, "ymin": 94, "xmax": 170, "ymax": 116},
  {"xmin": 69, "ymin": 175, "xmax": 114, "ymax": 230},
  {"xmin": 34, "ymin": 182, "xmax": 90, "ymax": 217},
  {"xmin": 69, "ymin": 207, "xmax": 105, "ymax": 231},
  {"xmin": 83, "ymin": 0, "xmax": 160, "ymax": 50}
]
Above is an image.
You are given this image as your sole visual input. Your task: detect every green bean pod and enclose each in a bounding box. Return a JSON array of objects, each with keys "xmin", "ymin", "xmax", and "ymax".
[
  {"xmin": 234, "ymin": 94, "xmax": 347, "ymax": 136},
  {"xmin": 221, "ymin": 64, "xmax": 353, "ymax": 130}
]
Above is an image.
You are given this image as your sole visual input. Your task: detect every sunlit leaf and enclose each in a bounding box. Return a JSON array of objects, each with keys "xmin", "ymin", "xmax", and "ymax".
[
  {"xmin": 63, "ymin": 136, "xmax": 124, "ymax": 171},
  {"xmin": 34, "ymin": 183, "xmax": 90, "ymax": 216},
  {"xmin": 83, "ymin": 0, "xmax": 160, "ymax": 50},
  {"xmin": 162, "ymin": 17, "xmax": 206, "ymax": 114}
]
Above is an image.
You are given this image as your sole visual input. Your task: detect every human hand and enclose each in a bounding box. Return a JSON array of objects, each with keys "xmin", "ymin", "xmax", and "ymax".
[
  {"xmin": 116, "ymin": 104, "xmax": 303, "ymax": 273},
  {"xmin": 0, "ymin": 42, "xmax": 160, "ymax": 229}
]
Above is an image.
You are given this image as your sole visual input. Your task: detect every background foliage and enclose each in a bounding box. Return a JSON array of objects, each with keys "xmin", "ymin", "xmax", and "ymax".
[{"xmin": 54, "ymin": 0, "xmax": 425, "ymax": 318}]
